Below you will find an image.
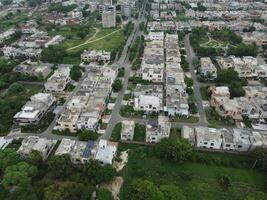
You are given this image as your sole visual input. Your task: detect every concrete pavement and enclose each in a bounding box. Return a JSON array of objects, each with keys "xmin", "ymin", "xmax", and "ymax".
[{"xmin": 184, "ymin": 34, "xmax": 208, "ymax": 126}]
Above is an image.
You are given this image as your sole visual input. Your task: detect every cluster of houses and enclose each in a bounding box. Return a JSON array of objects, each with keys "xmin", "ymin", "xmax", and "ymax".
[
  {"xmin": 135, "ymin": 31, "xmax": 189, "ymax": 116},
  {"xmin": 81, "ymin": 50, "xmax": 111, "ymax": 63},
  {"xmin": 0, "ymin": 22, "xmax": 65, "ymax": 59},
  {"xmin": 121, "ymin": 115, "xmax": 171, "ymax": 143},
  {"xmin": 182, "ymin": 125, "xmax": 267, "ymax": 152},
  {"xmin": 209, "ymin": 86, "xmax": 267, "ymax": 125},
  {"xmin": 55, "ymin": 63, "xmax": 116, "ymax": 133},
  {"xmin": 43, "ymin": 8, "xmax": 83, "ymax": 26},
  {"xmin": 216, "ymin": 56, "xmax": 267, "ymax": 79},
  {"xmin": 17, "ymin": 136, "xmax": 118, "ymax": 165}
]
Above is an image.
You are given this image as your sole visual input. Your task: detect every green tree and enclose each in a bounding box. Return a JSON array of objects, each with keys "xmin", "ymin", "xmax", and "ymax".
[
  {"xmin": 0, "ymin": 148, "xmax": 20, "ymax": 172},
  {"xmin": 70, "ymin": 66, "xmax": 82, "ymax": 81},
  {"xmin": 160, "ymin": 185, "xmax": 186, "ymax": 200},
  {"xmin": 218, "ymin": 175, "xmax": 231, "ymax": 190},
  {"xmin": 97, "ymin": 188, "xmax": 113, "ymax": 200},
  {"xmin": 83, "ymin": 160, "xmax": 116, "ymax": 184},
  {"xmin": 27, "ymin": 150, "xmax": 43, "ymax": 167},
  {"xmin": 8, "ymin": 186, "xmax": 39, "ymax": 200},
  {"xmin": 78, "ymin": 129, "xmax": 98, "ymax": 141},
  {"xmin": 249, "ymin": 147, "xmax": 267, "ymax": 170},
  {"xmin": 112, "ymin": 79, "xmax": 123, "ymax": 92},
  {"xmin": 129, "ymin": 179, "xmax": 164, "ymax": 200},
  {"xmin": 154, "ymin": 138, "xmax": 193, "ymax": 163},
  {"xmin": 2, "ymin": 162, "xmax": 37, "ymax": 188},
  {"xmin": 41, "ymin": 46, "xmax": 67, "ymax": 63},
  {"xmin": 8, "ymin": 82, "xmax": 25, "ymax": 94},
  {"xmin": 48, "ymin": 155, "xmax": 73, "ymax": 179}
]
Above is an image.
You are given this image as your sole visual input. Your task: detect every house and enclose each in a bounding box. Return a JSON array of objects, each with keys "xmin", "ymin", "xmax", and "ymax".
[
  {"xmin": 55, "ymin": 139, "xmax": 97, "ymax": 164},
  {"xmin": 200, "ymin": 57, "xmax": 217, "ymax": 79},
  {"xmin": 56, "ymin": 110, "xmax": 80, "ymax": 133},
  {"xmin": 121, "ymin": 120, "xmax": 135, "ymax": 141},
  {"xmin": 17, "ymin": 136, "xmax": 57, "ymax": 160},
  {"xmin": 0, "ymin": 137, "xmax": 13, "ymax": 150},
  {"xmin": 195, "ymin": 126, "xmax": 222, "ymax": 149},
  {"xmin": 181, "ymin": 126, "xmax": 196, "ymax": 146},
  {"xmin": 14, "ymin": 93, "xmax": 55, "ymax": 126},
  {"xmin": 81, "ymin": 50, "xmax": 111, "ymax": 63},
  {"xmin": 210, "ymin": 86, "xmax": 242, "ymax": 120},
  {"xmin": 146, "ymin": 116, "xmax": 171, "ymax": 143},
  {"xmin": 45, "ymin": 66, "xmax": 71, "ymax": 93},
  {"xmin": 133, "ymin": 84, "xmax": 163, "ymax": 112},
  {"xmin": 14, "ymin": 61, "xmax": 53, "ymax": 79},
  {"xmin": 146, "ymin": 31, "xmax": 164, "ymax": 41},
  {"xmin": 0, "ymin": 29, "xmax": 15, "ymax": 44},
  {"xmin": 95, "ymin": 140, "xmax": 117, "ymax": 165}
]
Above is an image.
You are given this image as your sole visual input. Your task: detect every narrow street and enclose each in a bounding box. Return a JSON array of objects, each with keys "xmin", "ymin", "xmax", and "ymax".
[
  {"xmin": 184, "ymin": 34, "xmax": 208, "ymax": 126},
  {"xmin": 103, "ymin": 1, "xmax": 147, "ymax": 139}
]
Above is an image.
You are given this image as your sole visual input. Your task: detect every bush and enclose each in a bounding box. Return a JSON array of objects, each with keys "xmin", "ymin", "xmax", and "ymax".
[
  {"xmin": 77, "ymin": 129, "xmax": 98, "ymax": 141},
  {"xmin": 112, "ymin": 79, "xmax": 123, "ymax": 92}
]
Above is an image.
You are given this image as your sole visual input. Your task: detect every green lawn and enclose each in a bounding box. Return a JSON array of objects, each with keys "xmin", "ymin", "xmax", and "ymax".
[
  {"xmin": 133, "ymin": 123, "xmax": 146, "ymax": 142},
  {"xmin": 119, "ymin": 144, "xmax": 267, "ymax": 200},
  {"xmin": 66, "ymin": 27, "xmax": 125, "ymax": 53},
  {"xmin": 0, "ymin": 13, "xmax": 28, "ymax": 31},
  {"xmin": 200, "ymin": 86, "xmax": 211, "ymax": 100},
  {"xmin": 206, "ymin": 109, "xmax": 235, "ymax": 128},
  {"xmin": 170, "ymin": 116, "xmax": 199, "ymax": 123},
  {"xmin": 110, "ymin": 122, "xmax": 122, "ymax": 142}
]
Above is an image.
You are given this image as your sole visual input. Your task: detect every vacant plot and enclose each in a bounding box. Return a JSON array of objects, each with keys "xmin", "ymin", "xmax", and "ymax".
[
  {"xmin": 119, "ymin": 143, "xmax": 267, "ymax": 200},
  {"xmin": 133, "ymin": 123, "xmax": 146, "ymax": 142},
  {"xmin": 110, "ymin": 122, "xmax": 122, "ymax": 142}
]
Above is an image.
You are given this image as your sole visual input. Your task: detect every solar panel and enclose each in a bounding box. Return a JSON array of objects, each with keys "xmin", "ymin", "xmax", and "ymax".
[{"xmin": 82, "ymin": 140, "xmax": 94, "ymax": 158}]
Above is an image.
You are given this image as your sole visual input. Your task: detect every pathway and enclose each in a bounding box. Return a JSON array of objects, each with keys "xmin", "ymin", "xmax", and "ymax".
[{"xmin": 67, "ymin": 27, "xmax": 122, "ymax": 51}]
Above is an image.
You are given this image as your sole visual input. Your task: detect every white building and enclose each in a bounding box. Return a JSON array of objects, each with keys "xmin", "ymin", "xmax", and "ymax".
[
  {"xmin": 195, "ymin": 126, "xmax": 222, "ymax": 149},
  {"xmin": 45, "ymin": 66, "xmax": 71, "ymax": 93},
  {"xmin": 200, "ymin": 57, "xmax": 217, "ymax": 79},
  {"xmin": 81, "ymin": 50, "xmax": 111, "ymax": 63},
  {"xmin": 17, "ymin": 136, "xmax": 57, "ymax": 160},
  {"xmin": 121, "ymin": 120, "xmax": 135, "ymax": 141},
  {"xmin": 146, "ymin": 116, "xmax": 171, "ymax": 143},
  {"xmin": 14, "ymin": 93, "xmax": 55, "ymax": 126},
  {"xmin": 95, "ymin": 139, "xmax": 117, "ymax": 165},
  {"xmin": 102, "ymin": 6, "xmax": 116, "ymax": 28}
]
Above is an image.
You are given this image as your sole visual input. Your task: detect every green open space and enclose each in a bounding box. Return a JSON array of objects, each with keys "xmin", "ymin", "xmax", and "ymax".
[
  {"xmin": 206, "ymin": 108, "xmax": 235, "ymax": 128},
  {"xmin": 119, "ymin": 143, "xmax": 267, "ymax": 200},
  {"xmin": 0, "ymin": 13, "xmax": 28, "ymax": 31},
  {"xmin": 170, "ymin": 116, "xmax": 199, "ymax": 123},
  {"xmin": 110, "ymin": 122, "xmax": 122, "ymax": 142},
  {"xmin": 133, "ymin": 123, "xmax": 146, "ymax": 142}
]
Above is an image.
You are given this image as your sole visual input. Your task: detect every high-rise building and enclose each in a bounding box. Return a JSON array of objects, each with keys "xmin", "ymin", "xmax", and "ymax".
[{"xmin": 102, "ymin": 6, "xmax": 116, "ymax": 28}]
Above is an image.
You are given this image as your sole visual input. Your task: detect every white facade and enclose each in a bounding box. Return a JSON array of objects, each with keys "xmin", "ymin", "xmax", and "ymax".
[{"xmin": 95, "ymin": 140, "xmax": 117, "ymax": 165}]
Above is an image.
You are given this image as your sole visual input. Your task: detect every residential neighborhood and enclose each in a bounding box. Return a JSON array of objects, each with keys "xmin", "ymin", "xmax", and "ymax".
[{"xmin": 0, "ymin": 0, "xmax": 267, "ymax": 199}]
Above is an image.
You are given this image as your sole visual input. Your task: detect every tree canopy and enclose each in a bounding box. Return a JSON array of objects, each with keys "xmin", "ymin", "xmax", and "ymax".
[
  {"xmin": 2, "ymin": 162, "xmax": 37, "ymax": 188},
  {"xmin": 154, "ymin": 138, "xmax": 193, "ymax": 163}
]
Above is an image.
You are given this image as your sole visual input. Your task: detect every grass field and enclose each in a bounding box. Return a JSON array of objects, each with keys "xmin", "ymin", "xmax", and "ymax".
[
  {"xmin": 119, "ymin": 143, "xmax": 267, "ymax": 200},
  {"xmin": 133, "ymin": 123, "xmax": 146, "ymax": 142},
  {"xmin": 0, "ymin": 13, "xmax": 28, "ymax": 31},
  {"xmin": 110, "ymin": 122, "xmax": 122, "ymax": 142}
]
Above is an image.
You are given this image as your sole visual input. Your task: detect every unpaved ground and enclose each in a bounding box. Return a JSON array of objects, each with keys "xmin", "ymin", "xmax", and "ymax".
[
  {"xmin": 101, "ymin": 176, "xmax": 124, "ymax": 200},
  {"xmin": 114, "ymin": 150, "xmax": 128, "ymax": 172}
]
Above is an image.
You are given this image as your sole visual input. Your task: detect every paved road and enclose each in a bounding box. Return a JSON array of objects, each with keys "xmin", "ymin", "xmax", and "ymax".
[
  {"xmin": 103, "ymin": 1, "xmax": 148, "ymax": 139},
  {"xmin": 184, "ymin": 34, "xmax": 208, "ymax": 126}
]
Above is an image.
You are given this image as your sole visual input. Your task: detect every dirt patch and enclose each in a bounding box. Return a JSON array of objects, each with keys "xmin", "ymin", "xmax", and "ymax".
[
  {"xmin": 113, "ymin": 150, "xmax": 128, "ymax": 172},
  {"xmin": 101, "ymin": 176, "xmax": 124, "ymax": 200}
]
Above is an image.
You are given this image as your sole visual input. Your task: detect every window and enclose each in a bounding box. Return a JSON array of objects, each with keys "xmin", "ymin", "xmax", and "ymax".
[
  {"xmin": 211, "ymin": 143, "xmax": 214, "ymax": 146},
  {"xmin": 238, "ymin": 145, "xmax": 242, "ymax": 148},
  {"xmin": 226, "ymin": 144, "xmax": 230, "ymax": 147}
]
